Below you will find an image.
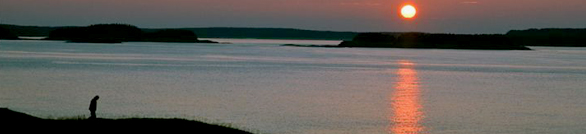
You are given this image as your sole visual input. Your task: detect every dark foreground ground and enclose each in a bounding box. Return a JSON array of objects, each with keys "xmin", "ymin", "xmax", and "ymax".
[{"xmin": 1, "ymin": 108, "xmax": 253, "ymax": 133}]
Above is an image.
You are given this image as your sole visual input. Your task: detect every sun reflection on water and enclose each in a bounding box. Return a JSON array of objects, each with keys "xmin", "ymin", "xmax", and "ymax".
[{"xmin": 389, "ymin": 60, "xmax": 424, "ymax": 134}]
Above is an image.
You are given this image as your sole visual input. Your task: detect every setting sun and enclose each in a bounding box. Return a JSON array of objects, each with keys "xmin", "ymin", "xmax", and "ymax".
[{"xmin": 401, "ymin": 5, "xmax": 417, "ymax": 19}]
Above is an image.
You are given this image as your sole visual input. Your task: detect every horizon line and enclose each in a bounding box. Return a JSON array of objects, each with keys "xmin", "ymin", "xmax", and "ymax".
[{"xmin": 2, "ymin": 23, "xmax": 585, "ymax": 35}]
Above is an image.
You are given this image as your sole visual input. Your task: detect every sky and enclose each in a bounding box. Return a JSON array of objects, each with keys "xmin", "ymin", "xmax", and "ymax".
[{"xmin": 1, "ymin": 0, "xmax": 585, "ymax": 34}]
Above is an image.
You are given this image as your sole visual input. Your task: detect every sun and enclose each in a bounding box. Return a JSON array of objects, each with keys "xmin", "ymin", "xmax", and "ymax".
[{"xmin": 401, "ymin": 5, "xmax": 417, "ymax": 19}]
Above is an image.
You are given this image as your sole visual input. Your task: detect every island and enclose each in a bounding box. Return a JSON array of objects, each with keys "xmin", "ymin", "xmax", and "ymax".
[
  {"xmin": 338, "ymin": 32, "xmax": 531, "ymax": 50},
  {"xmin": 0, "ymin": 27, "xmax": 19, "ymax": 40},
  {"xmin": 507, "ymin": 28, "xmax": 586, "ymax": 47},
  {"xmin": 44, "ymin": 24, "xmax": 217, "ymax": 43}
]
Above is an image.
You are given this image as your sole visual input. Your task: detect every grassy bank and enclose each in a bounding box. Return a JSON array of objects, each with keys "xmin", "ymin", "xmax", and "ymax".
[{"xmin": 1, "ymin": 108, "xmax": 254, "ymax": 133}]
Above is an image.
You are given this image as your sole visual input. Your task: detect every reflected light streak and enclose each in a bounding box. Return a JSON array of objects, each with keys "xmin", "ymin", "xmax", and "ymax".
[{"xmin": 389, "ymin": 60, "xmax": 424, "ymax": 134}]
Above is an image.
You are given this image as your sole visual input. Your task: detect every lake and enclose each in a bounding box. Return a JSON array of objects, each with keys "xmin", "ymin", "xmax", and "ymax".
[{"xmin": 1, "ymin": 39, "xmax": 585, "ymax": 133}]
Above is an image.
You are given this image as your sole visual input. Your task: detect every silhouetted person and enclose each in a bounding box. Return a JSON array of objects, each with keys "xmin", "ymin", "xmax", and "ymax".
[{"xmin": 89, "ymin": 95, "xmax": 99, "ymax": 119}]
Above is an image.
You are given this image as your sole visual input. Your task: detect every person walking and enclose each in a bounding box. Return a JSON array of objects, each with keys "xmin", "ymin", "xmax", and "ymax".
[{"xmin": 89, "ymin": 95, "xmax": 100, "ymax": 119}]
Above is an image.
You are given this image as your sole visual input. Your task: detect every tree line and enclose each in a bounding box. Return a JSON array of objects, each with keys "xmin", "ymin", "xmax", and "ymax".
[{"xmin": 43, "ymin": 24, "xmax": 212, "ymax": 43}]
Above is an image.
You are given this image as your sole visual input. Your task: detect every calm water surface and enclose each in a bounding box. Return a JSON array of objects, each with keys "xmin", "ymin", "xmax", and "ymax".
[{"xmin": 1, "ymin": 39, "xmax": 585, "ymax": 133}]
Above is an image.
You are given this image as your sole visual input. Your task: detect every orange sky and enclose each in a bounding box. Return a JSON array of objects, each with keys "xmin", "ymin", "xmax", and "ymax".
[{"xmin": 1, "ymin": 0, "xmax": 585, "ymax": 33}]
